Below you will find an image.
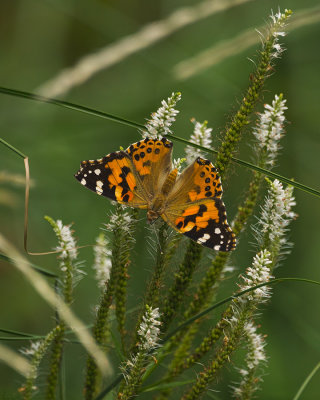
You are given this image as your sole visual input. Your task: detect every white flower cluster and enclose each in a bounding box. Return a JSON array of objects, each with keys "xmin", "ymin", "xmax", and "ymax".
[
  {"xmin": 137, "ymin": 306, "xmax": 161, "ymax": 351},
  {"xmin": 259, "ymin": 179, "xmax": 296, "ymax": 245},
  {"xmin": 172, "ymin": 157, "xmax": 186, "ymax": 173},
  {"xmin": 232, "ymin": 322, "xmax": 266, "ymax": 398},
  {"xmin": 253, "ymin": 94, "xmax": 287, "ymax": 166},
  {"xmin": 93, "ymin": 233, "xmax": 112, "ymax": 288},
  {"xmin": 239, "ymin": 249, "xmax": 273, "ymax": 303},
  {"xmin": 105, "ymin": 209, "xmax": 134, "ymax": 233},
  {"xmin": 143, "ymin": 92, "xmax": 181, "ymax": 139},
  {"xmin": 20, "ymin": 341, "xmax": 41, "ymax": 357},
  {"xmin": 54, "ymin": 220, "xmax": 78, "ymax": 262},
  {"xmin": 270, "ymin": 9, "xmax": 291, "ymax": 59},
  {"xmin": 185, "ymin": 119, "xmax": 212, "ymax": 164}
]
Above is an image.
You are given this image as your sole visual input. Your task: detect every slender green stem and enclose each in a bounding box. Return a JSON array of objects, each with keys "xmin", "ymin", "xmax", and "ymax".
[
  {"xmin": 160, "ymin": 241, "xmax": 202, "ymax": 333},
  {"xmin": 292, "ymin": 361, "xmax": 320, "ymax": 400},
  {"xmin": 0, "ymin": 86, "xmax": 318, "ymax": 198},
  {"xmin": 0, "ymin": 137, "xmax": 27, "ymax": 158},
  {"xmin": 163, "ymin": 278, "xmax": 320, "ymax": 343},
  {"xmin": 0, "ymin": 86, "xmax": 141, "ymax": 130}
]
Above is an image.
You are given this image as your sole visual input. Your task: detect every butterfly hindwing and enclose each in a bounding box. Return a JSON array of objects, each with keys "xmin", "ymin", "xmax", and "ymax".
[
  {"xmin": 163, "ymin": 157, "xmax": 235, "ymax": 251},
  {"xmin": 74, "ymin": 150, "xmax": 148, "ymax": 208},
  {"xmin": 163, "ymin": 198, "xmax": 236, "ymax": 251}
]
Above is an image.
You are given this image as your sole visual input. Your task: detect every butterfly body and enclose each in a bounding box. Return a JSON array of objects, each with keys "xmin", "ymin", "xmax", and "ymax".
[{"xmin": 75, "ymin": 137, "xmax": 236, "ymax": 251}]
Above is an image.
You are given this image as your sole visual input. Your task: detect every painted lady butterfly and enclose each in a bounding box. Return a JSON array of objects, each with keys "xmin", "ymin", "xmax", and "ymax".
[{"xmin": 74, "ymin": 137, "xmax": 236, "ymax": 251}]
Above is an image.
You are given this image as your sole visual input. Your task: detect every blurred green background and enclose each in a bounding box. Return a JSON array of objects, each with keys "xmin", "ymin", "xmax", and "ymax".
[{"xmin": 1, "ymin": 0, "xmax": 320, "ymax": 399}]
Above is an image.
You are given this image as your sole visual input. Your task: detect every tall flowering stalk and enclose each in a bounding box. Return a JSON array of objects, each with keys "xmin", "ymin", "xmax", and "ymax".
[
  {"xmin": 118, "ymin": 306, "xmax": 161, "ymax": 399},
  {"xmin": 232, "ymin": 180, "xmax": 296, "ymax": 397},
  {"xmin": 215, "ymin": 9, "xmax": 291, "ymax": 177},
  {"xmin": 181, "ymin": 250, "xmax": 273, "ymax": 400},
  {"xmin": 84, "ymin": 205, "xmax": 136, "ymax": 399},
  {"xmin": 44, "ymin": 217, "xmax": 80, "ymax": 400},
  {"xmin": 20, "ymin": 327, "xmax": 61, "ymax": 400}
]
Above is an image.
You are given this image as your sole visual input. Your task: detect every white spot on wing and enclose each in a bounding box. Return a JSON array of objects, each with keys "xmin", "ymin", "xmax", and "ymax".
[
  {"xmin": 215, "ymin": 228, "xmax": 221, "ymax": 234},
  {"xmin": 94, "ymin": 169, "xmax": 101, "ymax": 175},
  {"xmin": 197, "ymin": 233, "xmax": 210, "ymax": 244},
  {"xmin": 96, "ymin": 180, "xmax": 103, "ymax": 195},
  {"xmin": 81, "ymin": 178, "xmax": 86, "ymax": 185},
  {"xmin": 214, "ymin": 245, "xmax": 220, "ymax": 250}
]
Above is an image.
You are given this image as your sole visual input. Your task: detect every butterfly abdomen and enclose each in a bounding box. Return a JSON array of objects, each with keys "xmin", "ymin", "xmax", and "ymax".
[{"xmin": 161, "ymin": 168, "xmax": 178, "ymax": 196}]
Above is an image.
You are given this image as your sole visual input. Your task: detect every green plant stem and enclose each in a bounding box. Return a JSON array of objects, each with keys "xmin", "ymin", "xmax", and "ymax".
[
  {"xmin": 161, "ymin": 241, "xmax": 203, "ymax": 333},
  {"xmin": 84, "ymin": 260, "xmax": 117, "ymax": 400},
  {"xmin": 215, "ymin": 14, "xmax": 286, "ymax": 178},
  {"xmin": 22, "ymin": 326, "xmax": 61, "ymax": 400},
  {"xmin": 117, "ymin": 351, "xmax": 146, "ymax": 399},
  {"xmin": 131, "ymin": 223, "xmax": 169, "ymax": 352},
  {"xmin": 45, "ymin": 324, "xmax": 65, "ymax": 400}
]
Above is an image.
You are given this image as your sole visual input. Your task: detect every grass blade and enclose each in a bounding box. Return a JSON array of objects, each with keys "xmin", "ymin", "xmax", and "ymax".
[{"xmin": 1, "ymin": 86, "xmax": 319, "ymax": 198}]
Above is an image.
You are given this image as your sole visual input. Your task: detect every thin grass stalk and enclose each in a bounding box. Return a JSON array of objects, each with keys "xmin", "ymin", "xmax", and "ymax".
[
  {"xmin": 160, "ymin": 241, "xmax": 203, "ymax": 333},
  {"xmin": 130, "ymin": 223, "xmax": 170, "ymax": 352}
]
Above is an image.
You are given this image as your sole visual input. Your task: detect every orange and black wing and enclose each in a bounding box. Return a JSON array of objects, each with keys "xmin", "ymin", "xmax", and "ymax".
[
  {"xmin": 74, "ymin": 150, "xmax": 149, "ymax": 208},
  {"xmin": 163, "ymin": 157, "xmax": 236, "ymax": 251},
  {"xmin": 74, "ymin": 137, "xmax": 174, "ymax": 209}
]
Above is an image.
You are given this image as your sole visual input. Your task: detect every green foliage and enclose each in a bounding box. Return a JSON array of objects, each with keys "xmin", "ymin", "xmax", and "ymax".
[{"xmin": 1, "ymin": 4, "xmax": 320, "ymax": 400}]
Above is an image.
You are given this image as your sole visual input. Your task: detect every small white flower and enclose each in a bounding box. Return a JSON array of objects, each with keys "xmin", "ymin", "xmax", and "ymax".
[
  {"xmin": 54, "ymin": 220, "xmax": 78, "ymax": 261},
  {"xmin": 20, "ymin": 341, "xmax": 41, "ymax": 357},
  {"xmin": 257, "ymin": 179, "xmax": 296, "ymax": 247},
  {"xmin": 239, "ymin": 249, "xmax": 273, "ymax": 303},
  {"xmin": 137, "ymin": 306, "xmax": 161, "ymax": 351},
  {"xmin": 105, "ymin": 210, "xmax": 134, "ymax": 233},
  {"xmin": 172, "ymin": 157, "xmax": 186, "ymax": 173},
  {"xmin": 143, "ymin": 92, "xmax": 181, "ymax": 139},
  {"xmin": 185, "ymin": 119, "xmax": 212, "ymax": 164},
  {"xmin": 253, "ymin": 94, "xmax": 287, "ymax": 166},
  {"xmin": 93, "ymin": 233, "xmax": 112, "ymax": 288},
  {"xmin": 232, "ymin": 322, "xmax": 267, "ymax": 398},
  {"xmin": 269, "ymin": 9, "xmax": 291, "ymax": 59}
]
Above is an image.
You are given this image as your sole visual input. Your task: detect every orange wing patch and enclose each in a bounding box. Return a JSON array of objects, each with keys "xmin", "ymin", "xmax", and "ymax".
[
  {"xmin": 126, "ymin": 137, "xmax": 172, "ymax": 177},
  {"xmin": 188, "ymin": 157, "xmax": 223, "ymax": 201},
  {"xmin": 174, "ymin": 201, "xmax": 219, "ymax": 233}
]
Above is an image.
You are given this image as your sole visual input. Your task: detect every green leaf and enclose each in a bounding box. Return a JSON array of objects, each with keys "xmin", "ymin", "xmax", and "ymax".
[
  {"xmin": 0, "ymin": 253, "xmax": 58, "ymax": 278},
  {"xmin": 141, "ymin": 378, "xmax": 195, "ymax": 393}
]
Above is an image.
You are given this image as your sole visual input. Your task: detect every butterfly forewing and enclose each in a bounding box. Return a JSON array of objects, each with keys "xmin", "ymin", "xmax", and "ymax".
[
  {"xmin": 166, "ymin": 157, "xmax": 223, "ymax": 205},
  {"xmin": 74, "ymin": 151, "xmax": 149, "ymax": 208},
  {"xmin": 125, "ymin": 137, "xmax": 173, "ymax": 199}
]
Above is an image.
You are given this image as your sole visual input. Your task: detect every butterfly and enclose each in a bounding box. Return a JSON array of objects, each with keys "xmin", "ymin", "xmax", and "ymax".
[{"xmin": 74, "ymin": 137, "xmax": 236, "ymax": 251}]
